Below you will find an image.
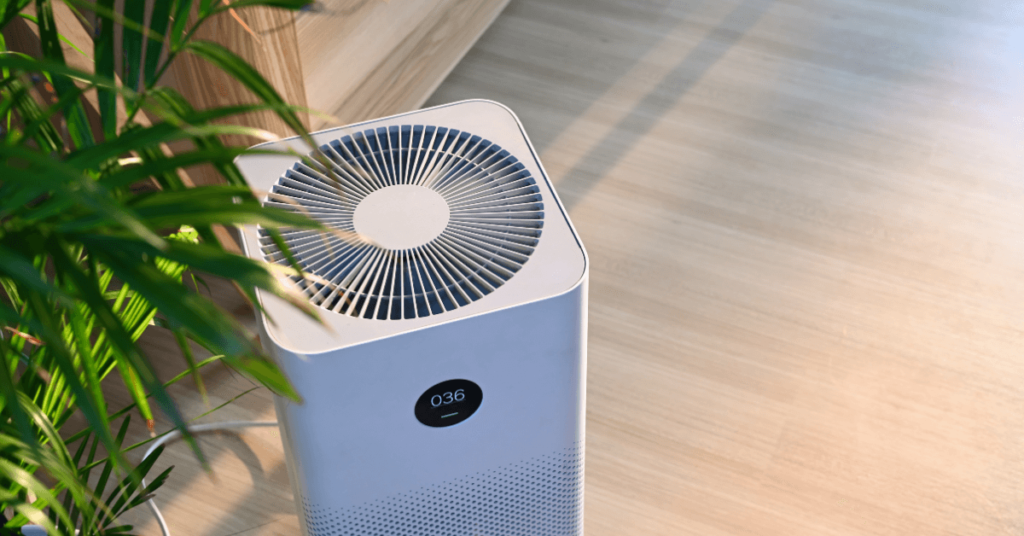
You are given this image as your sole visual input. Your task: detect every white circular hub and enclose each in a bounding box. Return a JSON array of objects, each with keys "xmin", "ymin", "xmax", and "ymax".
[{"xmin": 353, "ymin": 185, "xmax": 450, "ymax": 250}]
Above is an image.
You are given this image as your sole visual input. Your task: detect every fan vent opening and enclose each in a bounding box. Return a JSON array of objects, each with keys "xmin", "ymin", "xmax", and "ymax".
[{"xmin": 259, "ymin": 125, "xmax": 545, "ymax": 320}]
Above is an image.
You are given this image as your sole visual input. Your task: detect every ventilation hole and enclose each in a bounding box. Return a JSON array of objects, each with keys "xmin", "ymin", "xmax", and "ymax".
[
  {"xmin": 300, "ymin": 445, "xmax": 583, "ymax": 536},
  {"xmin": 259, "ymin": 125, "xmax": 545, "ymax": 320}
]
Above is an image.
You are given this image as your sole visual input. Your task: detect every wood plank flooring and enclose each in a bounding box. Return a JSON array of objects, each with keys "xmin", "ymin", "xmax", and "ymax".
[{"xmin": 122, "ymin": 0, "xmax": 1024, "ymax": 534}]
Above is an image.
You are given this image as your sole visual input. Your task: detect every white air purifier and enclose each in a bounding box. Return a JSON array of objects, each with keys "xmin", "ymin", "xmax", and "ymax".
[{"xmin": 235, "ymin": 100, "xmax": 588, "ymax": 536}]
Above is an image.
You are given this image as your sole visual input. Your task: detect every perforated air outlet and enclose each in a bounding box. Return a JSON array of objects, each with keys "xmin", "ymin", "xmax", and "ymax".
[
  {"xmin": 301, "ymin": 446, "xmax": 583, "ymax": 536},
  {"xmin": 259, "ymin": 125, "xmax": 545, "ymax": 320}
]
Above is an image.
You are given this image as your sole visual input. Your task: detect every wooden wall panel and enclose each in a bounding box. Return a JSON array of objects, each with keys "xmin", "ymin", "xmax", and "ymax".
[
  {"xmin": 169, "ymin": 5, "xmax": 309, "ymax": 137},
  {"xmin": 295, "ymin": 0, "xmax": 510, "ymax": 129},
  {"xmin": 164, "ymin": 5, "xmax": 309, "ymax": 185}
]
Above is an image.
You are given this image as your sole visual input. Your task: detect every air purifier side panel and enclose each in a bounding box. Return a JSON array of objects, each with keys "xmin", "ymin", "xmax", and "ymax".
[
  {"xmin": 255, "ymin": 318, "xmax": 314, "ymax": 536},
  {"xmin": 267, "ymin": 279, "xmax": 587, "ymax": 534},
  {"xmin": 272, "ymin": 396, "xmax": 312, "ymax": 536}
]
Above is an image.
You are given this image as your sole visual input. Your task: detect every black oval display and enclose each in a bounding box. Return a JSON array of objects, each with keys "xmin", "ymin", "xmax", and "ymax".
[{"xmin": 415, "ymin": 379, "xmax": 482, "ymax": 428}]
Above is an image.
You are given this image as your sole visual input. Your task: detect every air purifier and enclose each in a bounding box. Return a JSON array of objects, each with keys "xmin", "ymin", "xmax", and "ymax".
[{"xmin": 235, "ymin": 100, "xmax": 588, "ymax": 536}]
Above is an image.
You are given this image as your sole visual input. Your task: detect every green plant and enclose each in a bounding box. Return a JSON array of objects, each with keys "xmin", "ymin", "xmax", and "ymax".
[{"xmin": 0, "ymin": 0, "xmax": 322, "ymax": 533}]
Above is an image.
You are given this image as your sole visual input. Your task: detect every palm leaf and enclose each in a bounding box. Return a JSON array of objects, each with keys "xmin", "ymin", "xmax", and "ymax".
[
  {"xmin": 0, "ymin": 493, "xmax": 59, "ymax": 535},
  {"xmin": 168, "ymin": 0, "xmax": 194, "ymax": 51},
  {"xmin": 95, "ymin": 445, "xmax": 166, "ymax": 529},
  {"xmin": 120, "ymin": 0, "xmax": 144, "ymax": 91},
  {"xmin": 0, "ymin": 0, "xmax": 32, "ymax": 28},
  {"xmin": 182, "ymin": 40, "xmax": 306, "ymax": 137},
  {"xmin": 1, "ymin": 1, "xmax": 328, "ymax": 532},
  {"xmin": 0, "ymin": 144, "xmax": 165, "ymax": 248},
  {"xmin": 33, "ymin": 0, "xmax": 95, "ymax": 149},
  {"xmin": 17, "ymin": 12, "xmax": 88, "ymax": 56},
  {"xmin": 50, "ymin": 240, "xmax": 199, "ymax": 456},
  {"xmin": 97, "ymin": 147, "xmax": 277, "ymax": 189},
  {"xmin": 91, "ymin": 244, "xmax": 301, "ymax": 400},
  {"xmin": 93, "ymin": 0, "xmax": 117, "ymax": 139},
  {"xmin": 21, "ymin": 289, "xmax": 130, "ymax": 479},
  {"xmin": 0, "ymin": 67, "xmax": 65, "ymax": 154},
  {"xmin": 143, "ymin": 0, "xmax": 173, "ymax": 86}
]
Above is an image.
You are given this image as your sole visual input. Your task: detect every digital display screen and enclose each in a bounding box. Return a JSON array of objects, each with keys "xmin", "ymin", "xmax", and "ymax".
[{"xmin": 415, "ymin": 379, "xmax": 482, "ymax": 428}]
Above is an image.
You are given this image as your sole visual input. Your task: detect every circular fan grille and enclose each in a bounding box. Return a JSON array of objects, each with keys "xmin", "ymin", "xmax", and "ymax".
[{"xmin": 259, "ymin": 125, "xmax": 544, "ymax": 320}]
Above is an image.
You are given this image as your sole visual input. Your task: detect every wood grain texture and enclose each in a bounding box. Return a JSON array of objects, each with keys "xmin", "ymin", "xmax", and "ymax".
[
  {"xmin": 119, "ymin": 0, "xmax": 1024, "ymax": 534},
  {"xmin": 164, "ymin": 4, "xmax": 308, "ymax": 185},
  {"xmin": 295, "ymin": 0, "xmax": 510, "ymax": 129}
]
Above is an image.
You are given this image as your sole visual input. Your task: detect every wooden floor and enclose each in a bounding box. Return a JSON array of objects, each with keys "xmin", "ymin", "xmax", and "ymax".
[{"xmin": 122, "ymin": 0, "xmax": 1024, "ymax": 534}]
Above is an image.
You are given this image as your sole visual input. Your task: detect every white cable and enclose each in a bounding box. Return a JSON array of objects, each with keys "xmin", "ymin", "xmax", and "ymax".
[
  {"xmin": 19, "ymin": 420, "xmax": 278, "ymax": 536},
  {"xmin": 142, "ymin": 420, "xmax": 279, "ymax": 536}
]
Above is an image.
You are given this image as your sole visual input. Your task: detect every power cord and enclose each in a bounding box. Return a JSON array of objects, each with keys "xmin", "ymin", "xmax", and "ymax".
[
  {"xmin": 19, "ymin": 421, "xmax": 279, "ymax": 536},
  {"xmin": 143, "ymin": 421, "xmax": 280, "ymax": 536}
]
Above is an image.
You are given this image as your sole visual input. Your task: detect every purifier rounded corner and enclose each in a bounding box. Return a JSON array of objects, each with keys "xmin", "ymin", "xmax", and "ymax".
[{"xmin": 437, "ymin": 98, "xmax": 524, "ymax": 127}]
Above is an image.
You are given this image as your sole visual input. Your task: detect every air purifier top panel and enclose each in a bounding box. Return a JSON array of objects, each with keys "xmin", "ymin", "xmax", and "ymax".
[{"xmin": 236, "ymin": 100, "xmax": 587, "ymax": 355}]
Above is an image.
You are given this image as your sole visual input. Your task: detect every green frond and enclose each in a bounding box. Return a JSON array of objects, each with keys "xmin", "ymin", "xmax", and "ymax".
[{"xmin": 0, "ymin": 0, "xmax": 325, "ymax": 532}]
